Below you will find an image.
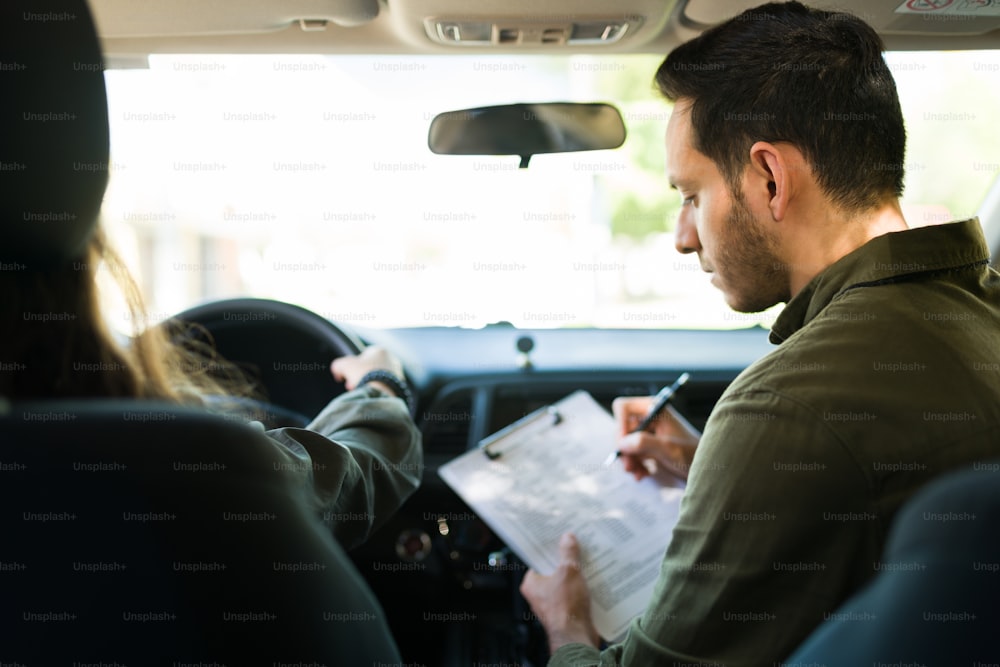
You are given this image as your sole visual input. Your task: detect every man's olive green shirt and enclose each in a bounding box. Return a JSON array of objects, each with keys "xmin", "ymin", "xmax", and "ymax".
[{"xmin": 553, "ymin": 219, "xmax": 1000, "ymax": 667}]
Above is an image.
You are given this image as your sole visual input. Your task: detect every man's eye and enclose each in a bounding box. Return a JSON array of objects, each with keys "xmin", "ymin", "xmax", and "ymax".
[{"xmin": 681, "ymin": 195, "xmax": 695, "ymax": 206}]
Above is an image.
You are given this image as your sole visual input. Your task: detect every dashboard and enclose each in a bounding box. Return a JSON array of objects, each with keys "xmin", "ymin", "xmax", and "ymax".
[
  {"xmin": 345, "ymin": 324, "xmax": 774, "ymax": 665},
  {"xmin": 177, "ymin": 298, "xmax": 774, "ymax": 664}
]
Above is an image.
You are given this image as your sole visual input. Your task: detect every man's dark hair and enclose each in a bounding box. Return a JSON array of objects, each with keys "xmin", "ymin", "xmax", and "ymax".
[{"xmin": 655, "ymin": 1, "xmax": 905, "ymax": 212}]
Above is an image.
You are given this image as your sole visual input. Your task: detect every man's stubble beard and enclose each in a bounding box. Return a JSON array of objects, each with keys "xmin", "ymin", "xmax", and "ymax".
[{"xmin": 715, "ymin": 190, "xmax": 789, "ymax": 313}]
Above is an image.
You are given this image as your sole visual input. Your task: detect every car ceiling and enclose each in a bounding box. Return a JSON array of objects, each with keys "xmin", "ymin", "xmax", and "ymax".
[{"xmin": 91, "ymin": 0, "xmax": 1000, "ymax": 61}]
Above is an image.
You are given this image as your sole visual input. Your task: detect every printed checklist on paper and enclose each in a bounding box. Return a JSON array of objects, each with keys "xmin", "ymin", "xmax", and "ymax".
[{"xmin": 438, "ymin": 390, "xmax": 686, "ymax": 642}]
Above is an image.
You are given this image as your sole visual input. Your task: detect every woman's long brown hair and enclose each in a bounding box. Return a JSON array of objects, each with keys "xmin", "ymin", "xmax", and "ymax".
[{"xmin": 1, "ymin": 226, "xmax": 254, "ymax": 402}]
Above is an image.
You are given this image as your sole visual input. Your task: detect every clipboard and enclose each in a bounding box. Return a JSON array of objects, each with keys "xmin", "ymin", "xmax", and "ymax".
[
  {"xmin": 438, "ymin": 390, "xmax": 685, "ymax": 642},
  {"xmin": 479, "ymin": 403, "xmax": 562, "ymax": 460}
]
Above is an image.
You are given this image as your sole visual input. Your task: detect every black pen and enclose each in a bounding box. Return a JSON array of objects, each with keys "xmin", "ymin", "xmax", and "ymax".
[{"xmin": 604, "ymin": 372, "xmax": 690, "ymax": 466}]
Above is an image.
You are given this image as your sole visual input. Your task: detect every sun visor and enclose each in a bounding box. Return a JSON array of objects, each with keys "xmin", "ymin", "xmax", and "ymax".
[
  {"xmin": 683, "ymin": 0, "xmax": 1000, "ymax": 41},
  {"xmin": 90, "ymin": 0, "xmax": 380, "ymax": 37}
]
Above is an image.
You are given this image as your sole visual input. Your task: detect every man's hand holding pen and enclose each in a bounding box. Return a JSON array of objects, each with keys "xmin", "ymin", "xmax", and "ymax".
[
  {"xmin": 609, "ymin": 373, "xmax": 701, "ymax": 484},
  {"xmin": 612, "ymin": 399, "xmax": 701, "ymax": 483}
]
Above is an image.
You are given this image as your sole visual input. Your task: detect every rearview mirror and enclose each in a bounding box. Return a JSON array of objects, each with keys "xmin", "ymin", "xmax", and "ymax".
[{"xmin": 428, "ymin": 102, "xmax": 626, "ymax": 168}]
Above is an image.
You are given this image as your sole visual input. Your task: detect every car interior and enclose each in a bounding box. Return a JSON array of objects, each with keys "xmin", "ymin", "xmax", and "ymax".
[{"xmin": 2, "ymin": 0, "xmax": 999, "ymax": 664}]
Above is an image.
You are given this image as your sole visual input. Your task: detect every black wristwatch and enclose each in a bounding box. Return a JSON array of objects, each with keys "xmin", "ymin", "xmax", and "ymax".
[{"xmin": 358, "ymin": 369, "xmax": 415, "ymax": 415}]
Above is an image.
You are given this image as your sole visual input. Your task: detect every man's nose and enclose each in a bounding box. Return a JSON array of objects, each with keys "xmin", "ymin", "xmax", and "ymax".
[{"xmin": 674, "ymin": 214, "xmax": 700, "ymax": 255}]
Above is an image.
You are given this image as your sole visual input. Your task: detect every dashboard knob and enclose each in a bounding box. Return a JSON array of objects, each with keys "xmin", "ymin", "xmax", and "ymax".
[
  {"xmin": 394, "ymin": 529, "xmax": 431, "ymax": 561},
  {"xmin": 487, "ymin": 548, "xmax": 510, "ymax": 570}
]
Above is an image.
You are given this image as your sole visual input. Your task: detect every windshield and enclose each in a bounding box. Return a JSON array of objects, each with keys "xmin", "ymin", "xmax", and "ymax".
[{"xmin": 100, "ymin": 51, "xmax": 1000, "ymax": 330}]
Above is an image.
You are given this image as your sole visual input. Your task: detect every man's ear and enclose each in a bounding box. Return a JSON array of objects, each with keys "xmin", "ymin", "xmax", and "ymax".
[{"xmin": 747, "ymin": 141, "xmax": 790, "ymax": 222}]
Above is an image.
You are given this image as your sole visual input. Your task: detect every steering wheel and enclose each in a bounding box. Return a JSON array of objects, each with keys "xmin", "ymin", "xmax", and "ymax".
[{"xmin": 172, "ymin": 298, "xmax": 364, "ymax": 429}]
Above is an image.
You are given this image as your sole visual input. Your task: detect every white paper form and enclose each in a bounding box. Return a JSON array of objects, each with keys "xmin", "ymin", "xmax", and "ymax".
[{"xmin": 438, "ymin": 390, "xmax": 685, "ymax": 642}]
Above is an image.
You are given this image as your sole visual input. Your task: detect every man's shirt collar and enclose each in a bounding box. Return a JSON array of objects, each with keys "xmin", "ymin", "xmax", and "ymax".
[{"xmin": 770, "ymin": 218, "xmax": 990, "ymax": 344}]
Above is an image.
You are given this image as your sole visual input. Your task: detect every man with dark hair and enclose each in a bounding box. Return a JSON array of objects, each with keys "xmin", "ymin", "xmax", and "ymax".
[{"xmin": 521, "ymin": 2, "xmax": 1000, "ymax": 665}]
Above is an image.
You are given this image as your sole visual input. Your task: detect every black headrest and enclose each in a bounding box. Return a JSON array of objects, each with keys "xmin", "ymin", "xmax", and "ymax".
[{"xmin": 0, "ymin": 0, "xmax": 109, "ymax": 267}]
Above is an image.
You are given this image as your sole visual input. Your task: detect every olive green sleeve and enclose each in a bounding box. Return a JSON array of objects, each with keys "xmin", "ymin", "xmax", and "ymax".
[
  {"xmin": 264, "ymin": 385, "xmax": 423, "ymax": 550},
  {"xmin": 549, "ymin": 389, "xmax": 874, "ymax": 667}
]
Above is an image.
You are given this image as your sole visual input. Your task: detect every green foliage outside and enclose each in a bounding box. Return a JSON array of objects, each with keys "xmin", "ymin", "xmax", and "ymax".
[{"xmin": 592, "ymin": 55, "xmax": 682, "ymax": 241}]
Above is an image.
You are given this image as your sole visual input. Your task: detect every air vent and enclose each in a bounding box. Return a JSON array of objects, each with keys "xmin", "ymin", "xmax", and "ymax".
[
  {"xmin": 426, "ymin": 17, "xmax": 641, "ymax": 46},
  {"xmin": 420, "ymin": 390, "xmax": 476, "ymax": 454}
]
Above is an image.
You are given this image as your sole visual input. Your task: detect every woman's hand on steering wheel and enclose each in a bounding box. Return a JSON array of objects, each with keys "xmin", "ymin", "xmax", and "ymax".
[{"xmin": 331, "ymin": 346, "xmax": 405, "ymax": 390}]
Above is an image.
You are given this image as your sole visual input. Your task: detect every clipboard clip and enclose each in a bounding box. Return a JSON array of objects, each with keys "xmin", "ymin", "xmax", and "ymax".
[{"xmin": 481, "ymin": 405, "xmax": 562, "ymax": 460}]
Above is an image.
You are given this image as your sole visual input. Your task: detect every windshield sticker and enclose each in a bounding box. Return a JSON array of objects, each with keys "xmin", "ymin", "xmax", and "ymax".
[{"xmin": 895, "ymin": 0, "xmax": 1000, "ymax": 16}]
